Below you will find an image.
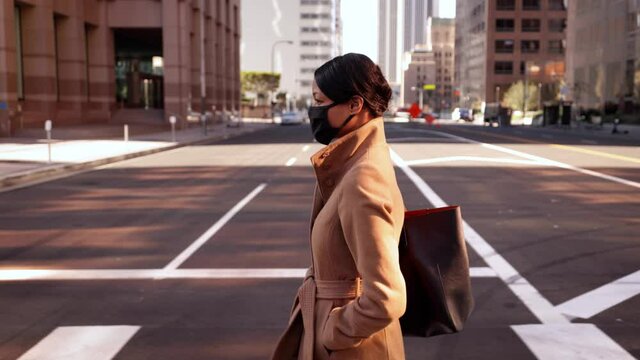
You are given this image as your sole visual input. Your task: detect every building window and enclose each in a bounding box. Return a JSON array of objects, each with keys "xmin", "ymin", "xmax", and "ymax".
[
  {"xmin": 85, "ymin": 24, "xmax": 91, "ymax": 101},
  {"xmin": 495, "ymin": 40, "xmax": 515, "ymax": 53},
  {"xmin": 521, "ymin": 40, "xmax": 540, "ymax": 53},
  {"xmin": 300, "ymin": 0, "xmax": 331, "ymax": 5},
  {"xmin": 523, "ymin": 0, "xmax": 540, "ymax": 10},
  {"xmin": 548, "ymin": 40, "xmax": 565, "ymax": 54},
  {"xmin": 300, "ymin": 54, "xmax": 331, "ymax": 60},
  {"xmin": 496, "ymin": 19, "xmax": 515, "ymax": 32},
  {"xmin": 522, "ymin": 19, "xmax": 541, "ymax": 32},
  {"xmin": 300, "ymin": 68, "xmax": 316, "ymax": 74},
  {"xmin": 495, "ymin": 61, "xmax": 514, "ymax": 74},
  {"xmin": 496, "ymin": 0, "xmax": 515, "ymax": 10},
  {"xmin": 301, "ymin": 13, "xmax": 331, "ymax": 19},
  {"xmin": 301, "ymin": 40, "xmax": 331, "ymax": 47},
  {"xmin": 548, "ymin": 0, "xmax": 567, "ymax": 11},
  {"xmin": 14, "ymin": 6, "xmax": 24, "ymax": 100},
  {"xmin": 301, "ymin": 26, "xmax": 331, "ymax": 33},
  {"xmin": 548, "ymin": 19, "xmax": 566, "ymax": 32},
  {"xmin": 54, "ymin": 15, "xmax": 62, "ymax": 102}
]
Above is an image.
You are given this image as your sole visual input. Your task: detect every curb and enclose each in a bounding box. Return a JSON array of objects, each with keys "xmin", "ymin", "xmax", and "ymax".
[{"xmin": 0, "ymin": 124, "xmax": 269, "ymax": 190}]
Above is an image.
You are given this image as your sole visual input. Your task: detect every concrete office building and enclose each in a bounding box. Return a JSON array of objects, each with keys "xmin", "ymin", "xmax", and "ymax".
[
  {"xmin": 566, "ymin": 0, "xmax": 639, "ymax": 113},
  {"xmin": 455, "ymin": 0, "xmax": 567, "ymax": 108},
  {"xmin": 430, "ymin": 17, "xmax": 455, "ymax": 112},
  {"xmin": 402, "ymin": 46, "xmax": 436, "ymax": 108},
  {"xmin": 403, "ymin": 0, "xmax": 438, "ymax": 52},
  {"xmin": 0, "ymin": 0, "xmax": 241, "ymax": 137},
  {"xmin": 241, "ymin": 0, "xmax": 341, "ymax": 103}
]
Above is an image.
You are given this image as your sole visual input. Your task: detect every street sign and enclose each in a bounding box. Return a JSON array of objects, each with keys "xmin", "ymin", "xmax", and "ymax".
[
  {"xmin": 423, "ymin": 84, "xmax": 436, "ymax": 91},
  {"xmin": 409, "ymin": 103, "xmax": 421, "ymax": 118}
]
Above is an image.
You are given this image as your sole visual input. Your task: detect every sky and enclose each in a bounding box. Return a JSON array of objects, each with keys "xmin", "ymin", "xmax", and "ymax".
[{"xmin": 341, "ymin": 0, "xmax": 456, "ymax": 60}]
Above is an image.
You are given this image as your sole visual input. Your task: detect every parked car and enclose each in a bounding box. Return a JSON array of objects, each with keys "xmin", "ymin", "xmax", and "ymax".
[
  {"xmin": 452, "ymin": 107, "xmax": 472, "ymax": 122},
  {"xmin": 280, "ymin": 111, "xmax": 305, "ymax": 125}
]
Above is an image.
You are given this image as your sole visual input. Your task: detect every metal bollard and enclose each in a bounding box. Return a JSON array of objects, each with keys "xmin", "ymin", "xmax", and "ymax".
[
  {"xmin": 202, "ymin": 113, "xmax": 207, "ymax": 136},
  {"xmin": 44, "ymin": 120, "xmax": 52, "ymax": 163},
  {"xmin": 170, "ymin": 116, "xmax": 177, "ymax": 142},
  {"xmin": 124, "ymin": 124, "xmax": 129, "ymax": 142}
]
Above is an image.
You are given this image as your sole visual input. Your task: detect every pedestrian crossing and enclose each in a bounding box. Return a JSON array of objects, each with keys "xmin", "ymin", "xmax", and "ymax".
[{"xmin": 17, "ymin": 326, "xmax": 140, "ymax": 360}]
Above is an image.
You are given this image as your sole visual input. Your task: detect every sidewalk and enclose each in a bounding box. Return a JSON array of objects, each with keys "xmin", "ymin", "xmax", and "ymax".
[{"xmin": 0, "ymin": 121, "xmax": 272, "ymax": 190}]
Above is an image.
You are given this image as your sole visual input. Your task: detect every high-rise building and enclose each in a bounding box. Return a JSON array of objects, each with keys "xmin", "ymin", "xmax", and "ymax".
[
  {"xmin": 298, "ymin": 0, "xmax": 342, "ymax": 94},
  {"xmin": 429, "ymin": 17, "xmax": 456, "ymax": 112},
  {"xmin": 455, "ymin": 0, "xmax": 567, "ymax": 108},
  {"xmin": 402, "ymin": 46, "xmax": 437, "ymax": 108},
  {"xmin": 378, "ymin": 0, "xmax": 403, "ymax": 84},
  {"xmin": 566, "ymin": 0, "xmax": 639, "ymax": 114},
  {"xmin": 403, "ymin": 0, "xmax": 438, "ymax": 52},
  {"xmin": 0, "ymin": 0, "xmax": 241, "ymax": 136},
  {"xmin": 241, "ymin": 0, "xmax": 341, "ymax": 103}
]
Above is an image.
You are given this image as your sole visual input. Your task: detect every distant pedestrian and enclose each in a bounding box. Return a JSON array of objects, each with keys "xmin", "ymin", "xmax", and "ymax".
[{"xmin": 271, "ymin": 53, "xmax": 407, "ymax": 360}]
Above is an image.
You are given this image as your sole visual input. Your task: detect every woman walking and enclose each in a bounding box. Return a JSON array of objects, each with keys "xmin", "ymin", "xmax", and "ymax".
[{"xmin": 271, "ymin": 53, "xmax": 407, "ymax": 360}]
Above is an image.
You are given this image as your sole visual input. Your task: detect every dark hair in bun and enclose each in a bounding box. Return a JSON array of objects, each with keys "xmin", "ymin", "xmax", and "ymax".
[{"xmin": 314, "ymin": 53, "xmax": 392, "ymax": 117}]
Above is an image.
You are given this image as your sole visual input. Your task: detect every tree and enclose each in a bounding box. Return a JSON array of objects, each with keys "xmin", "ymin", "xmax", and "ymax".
[
  {"xmin": 241, "ymin": 72, "xmax": 281, "ymax": 106},
  {"xmin": 503, "ymin": 80, "xmax": 540, "ymax": 111}
]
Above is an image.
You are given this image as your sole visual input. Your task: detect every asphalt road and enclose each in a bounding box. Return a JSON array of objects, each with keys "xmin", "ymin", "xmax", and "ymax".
[{"xmin": 0, "ymin": 121, "xmax": 638, "ymax": 359}]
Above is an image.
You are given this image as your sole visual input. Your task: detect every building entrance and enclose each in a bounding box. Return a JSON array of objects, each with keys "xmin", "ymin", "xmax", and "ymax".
[{"xmin": 114, "ymin": 29, "xmax": 163, "ymax": 109}]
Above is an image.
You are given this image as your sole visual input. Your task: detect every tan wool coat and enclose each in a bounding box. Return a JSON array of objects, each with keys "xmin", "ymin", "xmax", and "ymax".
[{"xmin": 271, "ymin": 117, "xmax": 407, "ymax": 360}]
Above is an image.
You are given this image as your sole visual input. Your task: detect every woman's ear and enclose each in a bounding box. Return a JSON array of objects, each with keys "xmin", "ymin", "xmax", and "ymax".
[{"xmin": 350, "ymin": 96, "xmax": 365, "ymax": 114}]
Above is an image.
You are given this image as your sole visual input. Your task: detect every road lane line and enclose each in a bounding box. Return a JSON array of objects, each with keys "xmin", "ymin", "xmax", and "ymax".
[
  {"xmin": 390, "ymin": 148, "xmax": 568, "ymax": 324},
  {"xmin": 404, "ymin": 156, "xmax": 544, "ymax": 166},
  {"xmin": 550, "ymin": 144, "xmax": 640, "ymax": 164},
  {"xmin": 0, "ymin": 267, "xmax": 498, "ymax": 281},
  {"xmin": 555, "ymin": 270, "xmax": 640, "ymax": 320},
  {"xmin": 391, "ymin": 146, "xmax": 636, "ymax": 359},
  {"xmin": 17, "ymin": 326, "xmax": 140, "ymax": 360},
  {"xmin": 163, "ymin": 183, "xmax": 267, "ymax": 270},
  {"xmin": 285, "ymin": 157, "xmax": 297, "ymax": 166},
  {"xmin": 512, "ymin": 324, "xmax": 635, "ymax": 360},
  {"xmin": 428, "ymin": 129, "xmax": 640, "ymax": 189}
]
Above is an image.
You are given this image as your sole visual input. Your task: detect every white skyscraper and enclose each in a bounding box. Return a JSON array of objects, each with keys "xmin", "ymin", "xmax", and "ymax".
[
  {"xmin": 378, "ymin": 0, "xmax": 403, "ymax": 84},
  {"xmin": 241, "ymin": 0, "xmax": 342, "ymax": 102}
]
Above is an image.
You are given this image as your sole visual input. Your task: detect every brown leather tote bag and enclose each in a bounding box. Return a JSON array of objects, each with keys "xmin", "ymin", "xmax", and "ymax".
[{"xmin": 398, "ymin": 205, "xmax": 475, "ymax": 337}]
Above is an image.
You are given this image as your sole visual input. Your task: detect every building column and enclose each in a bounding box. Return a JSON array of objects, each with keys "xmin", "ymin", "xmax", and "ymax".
[
  {"xmin": 163, "ymin": 0, "xmax": 192, "ymax": 126},
  {"xmin": 20, "ymin": 1, "xmax": 57, "ymax": 127},
  {"xmin": 0, "ymin": 1, "xmax": 18, "ymax": 136},
  {"xmin": 86, "ymin": 1, "xmax": 116, "ymax": 123},
  {"xmin": 54, "ymin": 14, "xmax": 86, "ymax": 124}
]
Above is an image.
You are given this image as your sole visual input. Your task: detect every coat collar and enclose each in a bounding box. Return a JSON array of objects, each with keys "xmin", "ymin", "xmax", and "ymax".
[{"xmin": 310, "ymin": 116, "xmax": 387, "ymax": 201}]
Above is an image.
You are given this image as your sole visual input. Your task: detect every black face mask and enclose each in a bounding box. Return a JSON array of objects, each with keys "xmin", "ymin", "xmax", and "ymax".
[{"xmin": 308, "ymin": 102, "xmax": 356, "ymax": 145}]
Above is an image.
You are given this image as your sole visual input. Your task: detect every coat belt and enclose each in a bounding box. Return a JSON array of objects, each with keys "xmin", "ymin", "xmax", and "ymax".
[{"xmin": 295, "ymin": 276, "xmax": 362, "ymax": 360}]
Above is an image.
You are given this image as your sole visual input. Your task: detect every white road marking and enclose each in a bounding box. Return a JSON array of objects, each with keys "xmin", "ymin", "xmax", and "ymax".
[
  {"xmin": 404, "ymin": 156, "xmax": 544, "ymax": 166},
  {"xmin": 302, "ymin": 145, "xmax": 310, "ymax": 152},
  {"xmin": 555, "ymin": 270, "xmax": 640, "ymax": 320},
  {"xmin": 17, "ymin": 326, "xmax": 140, "ymax": 360},
  {"xmin": 391, "ymin": 145, "xmax": 636, "ymax": 359},
  {"xmin": 285, "ymin": 157, "xmax": 297, "ymax": 166},
  {"xmin": 163, "ymin": 183, "xmax": 267, "ymax": 270},
  {"xmin": 430, "ymin": 129, "xmax": 640, "ymax": 189},
  {"xmin": 0, "ymin": 267, "xmax": 497, "ymax": 281},
  {"xmin": 512, "ymin": 324, "xmax": 636, "ymax": 360},
  {"xmin": 390, "ymin": 148, "xmax": 568, "ymax": 324}
]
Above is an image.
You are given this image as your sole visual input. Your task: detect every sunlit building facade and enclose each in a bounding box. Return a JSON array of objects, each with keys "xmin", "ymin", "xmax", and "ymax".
[{"xmin": 0, "ymin": 0, "xmax": 241, "ymax": 136}]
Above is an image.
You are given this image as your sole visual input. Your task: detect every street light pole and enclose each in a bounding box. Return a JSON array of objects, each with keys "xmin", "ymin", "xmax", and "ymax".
[
  {"xmin": 523, "ymin": 61, "xmax": 528, "ymax": 117},
  {"xmin": 270, "ymin": 40, "xmax": 294, "ymax": 122}
]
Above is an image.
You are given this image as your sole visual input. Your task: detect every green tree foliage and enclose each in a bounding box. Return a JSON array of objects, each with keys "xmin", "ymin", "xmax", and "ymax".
[
  {"xmin": 503, "ymin": 81, "xmax": 541, "ymax": 111},
  {"xmin": 241, "ymin": 72, "xmax": 280, "ymax": 97}
]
